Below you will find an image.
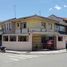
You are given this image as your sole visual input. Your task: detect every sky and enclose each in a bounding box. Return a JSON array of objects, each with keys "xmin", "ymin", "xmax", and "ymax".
[{"xmin": 0, "ymin": 0, "xmax": 67, "ymax": 20}]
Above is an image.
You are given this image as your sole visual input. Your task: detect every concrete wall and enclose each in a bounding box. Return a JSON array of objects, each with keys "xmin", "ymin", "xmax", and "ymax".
[
  {"xmin": 2, "ymin": 34, "xmax": 32, "ymax": 51},
  {"xmin": 56, "ymin": 36, "xmax": 66, "ymax": 49}
]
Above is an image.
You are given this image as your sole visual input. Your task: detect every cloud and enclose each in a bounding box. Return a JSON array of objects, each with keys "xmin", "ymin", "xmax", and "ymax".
[
  {"xmin": 54, "ymin": 5, "xmax": 62, "ymax": 10},
  {"xmin": 48, "ymin": 4, "xmax": 67, "ymax": 12},
  {"xmin": 49, "ymin": 8, "xmax": 53, "ymax": 11},
  {"xmin": 64, "ymin": 5, "xmax": 67, "ymax": 7}
]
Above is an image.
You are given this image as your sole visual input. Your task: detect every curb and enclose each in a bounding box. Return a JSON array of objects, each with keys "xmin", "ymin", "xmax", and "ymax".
[{"xmin": 6, "ymin": 49, "xmax": 67, "ymax": 55}]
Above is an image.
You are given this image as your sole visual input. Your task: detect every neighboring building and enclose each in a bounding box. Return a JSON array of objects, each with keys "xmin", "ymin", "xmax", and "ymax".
[
  {"xmin": 49, "ymin": 15, "xmax": 67, "ymax": 49},
  {"xmin": 0, "ymin": 15, "xmax": 67, "ymax": 50}
]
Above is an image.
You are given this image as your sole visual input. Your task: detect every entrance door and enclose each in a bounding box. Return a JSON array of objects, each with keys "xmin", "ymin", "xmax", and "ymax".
[
  {"xmin": 0, "ymin": 35, "xmax": 2, "ymax": 46},
  {"xmin": 32, "ymin": 34, "xmax": 41, "ymax": 50}
]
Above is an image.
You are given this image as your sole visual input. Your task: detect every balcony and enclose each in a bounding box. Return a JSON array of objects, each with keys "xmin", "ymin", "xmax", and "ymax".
[
  {"xmin": 15, "ymin": 28, "xmax": 56, "ymax": 34},
  {"xmin": 29, "ymin": 28, "xmax": 47, "ymax": 32}
]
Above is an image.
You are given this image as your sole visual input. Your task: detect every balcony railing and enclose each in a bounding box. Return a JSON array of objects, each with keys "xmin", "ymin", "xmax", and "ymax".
[{"xmin": 29, "ymin": 28, "xmax": 47, "ymax": 32}]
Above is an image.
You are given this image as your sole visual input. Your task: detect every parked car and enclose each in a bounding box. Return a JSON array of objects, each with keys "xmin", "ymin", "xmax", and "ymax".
[{"xmin": 47, "ymin": 40, "xmax": 54, "ymax": 50}]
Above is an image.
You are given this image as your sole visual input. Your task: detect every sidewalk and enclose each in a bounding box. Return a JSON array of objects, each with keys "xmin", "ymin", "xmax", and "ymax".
[{"xmin": 6, "ymin": 49, "xmax": 67, "ymax": 55}]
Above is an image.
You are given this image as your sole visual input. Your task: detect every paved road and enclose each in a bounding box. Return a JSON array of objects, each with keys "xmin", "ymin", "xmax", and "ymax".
[{"xmin": 0, "ymin": 52, "xmax": 67, "ymax": 67}]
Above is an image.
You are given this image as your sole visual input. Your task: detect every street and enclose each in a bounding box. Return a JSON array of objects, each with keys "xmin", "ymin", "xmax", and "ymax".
[{"xmin": 0, "ymin": 52, "xmax": 67, "ymax": 67}]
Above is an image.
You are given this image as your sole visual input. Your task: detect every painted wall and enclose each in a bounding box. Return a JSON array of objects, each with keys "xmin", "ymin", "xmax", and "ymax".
[
  {"xmin": 56, "ymin": 36, "xmax": 66, "ymax": 49},
  {"xmin": 14, "ymin": 16, "xmax": 56, "ymax": 33},
  {"xmin": 2, "ymin": 34, "xmax": 32, "ymax": 51}
]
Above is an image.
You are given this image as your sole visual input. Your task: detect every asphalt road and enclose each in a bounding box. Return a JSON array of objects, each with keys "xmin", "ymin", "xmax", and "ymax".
[{"xmin": 0, "ymin": 52, "xmax": 67, "ymax": 67}]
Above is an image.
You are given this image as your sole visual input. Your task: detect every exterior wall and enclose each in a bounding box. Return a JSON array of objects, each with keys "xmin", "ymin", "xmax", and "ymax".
[
  {"xmin": 2, "ymin": 34, "xmax": 32, "ymax": 51},
  {"xmin": 56, "ymin": 36, "xmax": 66, "ymax": 49},
  {"xmin": 14, "ymin": 16, "xmax": 56, "ymax": 34},
  {"xmin": 2, "ymin": 21, "xmax": 15, "ymax": 34},
  {"xmin": 1, "ymin": 15, "xmax": 67, "ymax": 50},
  {"xmin": 26, "ymin": 17, "xmax": 55, "ymax": 32},
  {"xmin": 1, "ymin": 16, "xmax": 56, "ymax": 34}
]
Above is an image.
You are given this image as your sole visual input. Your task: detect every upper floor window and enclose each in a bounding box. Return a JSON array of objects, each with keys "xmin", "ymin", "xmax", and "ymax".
[
  {"xmin": 59, "ymin": 26, "xmax": 65, "ymax": 32},
  {"xmin": 9, "ymin": 23, "xmax": 12, "ymax": 30},
  {"xmin": 41, "ymin": 22, "xmax": 46, "ymax": 29},
  {"xmin": 55, "ymin": 24, "xmax": 66, "ymax": 32},
  {"xmin": 17, "ymin": 23, "xmax": 19, "ymax": 27},
  {"xmin": 55, "ymin": 25, "xmax": 60, "ymax": 32},
  {"xmin": 21, "ymin": 22, "xmax": 27, "ymax": 28}
]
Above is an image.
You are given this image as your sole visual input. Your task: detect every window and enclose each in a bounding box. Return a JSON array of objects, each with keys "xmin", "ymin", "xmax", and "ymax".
[
  {"xmin": 10, "ymin": 36, "xmax": 16, "ymax": 41},
  {"xmin": 55, "ymin": 25, "xmax": 60, "ymax": 32},
  {"xmin": 17, "ymin": 23, "xmax": 19, "ymax": 27},
  {"xmin": 21, "ymin": 22, "xmax": 26, "ymax": 28},
  {"xmin": 55, "ymin": 24, "xmax": 66, "ymax": 32},
  {"xmin": 59, "ymin": 26, "xmax": 65, "ymax": 32},
  {"xmin": 41, "ymin": 22, "xmax": 46, "ymax": 28},
  {"xmin": 58, "ymin": 36, "xmax": 63, "ymax": 41},
  {"xmin": 3, "ymin": 36, "xmax": 8, "ymax": 41},
  {"xmin": 9, "ymin": 23, "xmax": 11, "ymax": 30},
  {"xmin": 18, "ymin": 36, "xmax": 28, "ymax": 41}
]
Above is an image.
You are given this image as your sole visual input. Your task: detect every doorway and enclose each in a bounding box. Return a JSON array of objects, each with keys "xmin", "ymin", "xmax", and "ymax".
[{"xmin": 41, "ymin": 35, "xmax": 56, "ymax": 50}]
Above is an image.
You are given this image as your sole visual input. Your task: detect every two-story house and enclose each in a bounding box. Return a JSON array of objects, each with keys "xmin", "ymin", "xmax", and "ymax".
[{"xmin": 1, "ymin": 15, "xmax": 67, "ymax": 50}]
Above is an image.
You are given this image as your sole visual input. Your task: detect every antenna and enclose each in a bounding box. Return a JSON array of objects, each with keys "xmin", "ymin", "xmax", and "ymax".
[
  {"xmin": 13, "ymin": 5, "xmax": 16, "ymax": 18},
  {"xmin": 38, "ymin": 10, "xmax": 41, "ymax": 16}
]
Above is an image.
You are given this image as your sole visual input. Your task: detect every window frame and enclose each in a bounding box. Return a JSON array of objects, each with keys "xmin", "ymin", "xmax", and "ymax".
[
  {"xmin": 18, "ymin": 36, "xmax": 28, "ymax": 42},
  {"xmin": 10, "ymin": 36, "xmax": 16, "ymax": 41},
  {"xmin": 3, "ymin": 36, "xmax": 8, "ymax": 41},
  {"xmin": 58, "ymin": 36, "xmax": 63, "ymax": 41},
  {"xmin": 21, "ymin": 22, "xmax": 27, "ymax": 28},
  {"xmin": 41, "ymin": 22, "xmax": 46, "ymax": 29}
]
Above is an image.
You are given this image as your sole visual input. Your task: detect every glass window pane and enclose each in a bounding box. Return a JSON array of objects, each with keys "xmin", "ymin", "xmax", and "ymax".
[
  {"xmin": 3, "ymin": 36, "xmax": 8, "ymax": 41},
  {"xmin": 18, "ymin": 36, "xmax": 28, "ymax": 41},
  {"xmin": 10, "ymin": 36, "xmax": 16, "ymax": 41}
]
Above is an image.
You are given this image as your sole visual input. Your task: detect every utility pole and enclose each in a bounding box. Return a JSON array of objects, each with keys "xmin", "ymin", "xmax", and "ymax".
[
  {"xmin": 38, "ymin": 10, "xmax": 41, "ymax": 16},
  {"xmin": 13, "ymin": 5, "xmax": 16, "ymax": 18}
]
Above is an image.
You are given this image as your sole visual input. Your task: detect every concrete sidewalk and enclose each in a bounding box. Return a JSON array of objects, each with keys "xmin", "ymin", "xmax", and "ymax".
[{"xmin": 6, "ymin": 49, "xmax": 67, "ymax": 55}]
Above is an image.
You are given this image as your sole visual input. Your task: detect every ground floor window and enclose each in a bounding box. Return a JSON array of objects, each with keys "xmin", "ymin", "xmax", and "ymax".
[
  {"xmin": 58, "ymin": 36, "xmax": 63, "ymax": 41},
  {"xmin": 3, "ymin": 36, "xmax": 8, "ymax": 41},
  {"xmin": 10, "ymin": 36, "xmax": 16, "ymax": 41},
  {"xmin": 18, "ymin": 36, "xmax": 28, "ymax": 41}
]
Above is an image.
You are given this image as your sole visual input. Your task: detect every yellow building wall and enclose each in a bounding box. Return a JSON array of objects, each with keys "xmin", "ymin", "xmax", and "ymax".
[{"xmin": 14, "ymin": 16, "xmax": 56, "ymax": 32}]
